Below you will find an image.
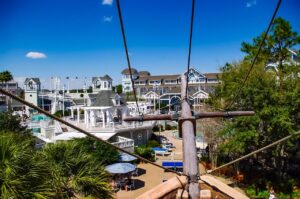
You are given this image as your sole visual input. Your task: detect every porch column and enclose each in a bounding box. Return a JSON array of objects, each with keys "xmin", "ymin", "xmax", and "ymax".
[
  {"xmin": 106, "ymin": 110, "xmax": 112, "ymax": 126},
  {"xmin": 86, "ymin": 110, "xmax": 90, "ymax": 128},
  {"xmin": 71, "ymin": 108, "xmax": 74, "ymax": 119},
  {"xmin": 76, "ymin": 107, "xmax": 80, "ymax": 123},
  {"xmin": 92, "ymin": 110, "xmax": 97, "ymax": 127},
  {"xmin": 89, "ymin": 110, "xmax": 93, "ymax": 128},
  {"xmin": 84, "ymin": 109, "xmax": 87, "ymax": 124},
  {"xmin": 169, "ymin": 95, "xmax": 171, "ymax": 113},
  {"xmin": 102, "ymin": 110, "xmax": 105, "ymax": 128}
]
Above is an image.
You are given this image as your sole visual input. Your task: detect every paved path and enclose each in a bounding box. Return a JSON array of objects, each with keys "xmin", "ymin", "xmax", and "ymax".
[{"xmin": 115, "ymin": 130, "xmax": 246, "ymax": 198}]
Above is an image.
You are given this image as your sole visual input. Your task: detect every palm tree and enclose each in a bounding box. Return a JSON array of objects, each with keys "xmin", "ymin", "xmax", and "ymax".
[
  {"xmin": 0, "ymin": 132, "xmax": 53, "ymax": 199},
  {"xmin": 74, "ymin": 137, "xmax": 119, "ymax": 165},
  {"xmin": 0, "ymin": 71, "xmax": 13, "ymax": 110},
  {"xmin": 39, "ymin": 141, "xmax": 113, "ymax": 199}
]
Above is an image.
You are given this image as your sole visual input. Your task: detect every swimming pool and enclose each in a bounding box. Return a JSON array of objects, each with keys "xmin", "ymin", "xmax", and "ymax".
[
  {"xmin": 32, "ymin": 114, "xmax": 50, "ymax": 121},
  {"xmin": 32, "ymin": 128, "xmax": 41, "ymax": 134}
]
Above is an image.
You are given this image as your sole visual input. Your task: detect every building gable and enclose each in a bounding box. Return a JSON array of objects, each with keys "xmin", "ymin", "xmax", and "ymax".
[
  {"xmin": 143, "ymin": 91, "xmax": 160, "ymax": 99},
  {"xmin": 185, "ymin": 68, "xmax": 206, "ymax": 83}
]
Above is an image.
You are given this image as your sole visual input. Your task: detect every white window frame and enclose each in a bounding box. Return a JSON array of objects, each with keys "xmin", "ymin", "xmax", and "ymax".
[
  {"xmin": 165, "ymin": 79, "xmax": 177, "ymax": 84},
  {"xmin": 149, "ymin": 80, "xmax": 161, "ymax": 85}
]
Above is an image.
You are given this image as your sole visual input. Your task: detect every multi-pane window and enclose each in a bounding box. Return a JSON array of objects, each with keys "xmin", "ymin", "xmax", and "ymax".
[
  {"xmin": 165, "ymin": 79, "xmax": 177, "ymax": 84},
  {"xmin": 149, "ymin": 80, "xmax": 161, "ymax": 85}
]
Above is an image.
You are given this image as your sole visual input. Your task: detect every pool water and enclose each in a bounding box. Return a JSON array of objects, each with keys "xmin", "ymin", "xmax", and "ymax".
[
  {"xmin": 32, "ymin": 128, "xmax": 41, "ymax": 134},
  {"xmin": 32, "ymin": 114, "xmax": 50, "ymax": 121}
]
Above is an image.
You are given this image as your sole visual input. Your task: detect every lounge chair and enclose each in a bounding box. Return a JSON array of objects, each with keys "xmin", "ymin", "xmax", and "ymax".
[{"xmin": 162, "ymin": 161, "xmax": 183, "ymax": 171}]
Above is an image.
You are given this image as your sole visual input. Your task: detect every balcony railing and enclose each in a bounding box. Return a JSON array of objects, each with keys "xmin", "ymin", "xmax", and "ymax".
[{"xmin": 111, "ymin": 136, "xmax": 134, "ymax": 149}]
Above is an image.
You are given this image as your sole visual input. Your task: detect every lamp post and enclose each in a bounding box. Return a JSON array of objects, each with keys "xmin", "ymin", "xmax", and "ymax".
[
  {"xmin": 42, "ymin": 86, "xmax": 44, "ymax": 110},
  {"xmin": 83, "ymin": 77, "xmax": 87, "ymax": 106},
  {"xmin": 62, "ymin": 84, "xmax": 65, "ymax": 117},
  {"xmin": 153, "ymin": 84, "xmax": 156, "ymax": 113},
  {"xmin": 50, "ymin": 77, "xmax": 53, "ymax": 94},
  {"xmin": 75, "ymin": 77, "xmax": 79, "ymax": 93},
  {"xmin": 66, "ymin": 76, "xmax": 70, "ymax": 93}
]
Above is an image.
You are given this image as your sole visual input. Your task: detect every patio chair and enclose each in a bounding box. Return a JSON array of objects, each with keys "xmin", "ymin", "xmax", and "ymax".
[
  {"xmin": 126, "ymin": 180, "xmax": 135, "ymax": 191},
  {"xmin": 111, "ymin": 180, "xmax": 119, "ymax": 193},
  {"xmin": 116, "ymin": 179, "xmax": 126, "ymax": 190},
  {"xmin": 112, "ymin": 185, "xmax": 119, "ymax": 193},
  {"xmin": 132, "ymin": 168, "xmax": 139, "ymax": 177}
]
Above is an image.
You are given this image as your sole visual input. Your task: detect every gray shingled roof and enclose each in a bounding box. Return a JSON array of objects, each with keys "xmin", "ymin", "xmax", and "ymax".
[
  {"xmin": 91, "ymin": 90, "xmax": 118, "ymax": 107},
  {"xmin": 121, "ymin": 68, "xmax": 138, "ymax": 75},
  {"xmin": 138, "ymin": 71, "xmax": 151, "ymax": 77},
  {"xmin": 92, "ymin": 75, "xmax": 112, "ymax": 83},
  {"xmin": 92, "ymin": 77, "xmax": 100, "ymax": 83},
  {"xmin": 100, "ymin": 75, "xmax": 112, "ymax": 81},
  {"xmin": 73, "ymin": 99, "xmax": 85, "ymax": 105},
  {"xmin": 25, "ymin": 78, "xmax": 41, "ymax": 84}
]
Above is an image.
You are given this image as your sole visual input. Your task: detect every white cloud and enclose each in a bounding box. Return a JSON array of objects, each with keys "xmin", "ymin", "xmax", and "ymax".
[
  {"xmin": 102, "ymin": 0, "xmax": 113, "ymax": 5},
  {"xmin": 103, "ymin": 16, "xmax": 113, "ymax": 22},
  {"xmin": 246, "ymin": 0, "xmax": 257, "ymax": 8},
  {"xmin": 26, "ymin": 51, "xmax": 47, "ymax": 59}
]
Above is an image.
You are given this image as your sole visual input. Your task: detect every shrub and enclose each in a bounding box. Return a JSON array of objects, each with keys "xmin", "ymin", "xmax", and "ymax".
[
  {"xmin": 146, "ymin": 140, "xmax": 161, "ymax": 148},
  {"xmin": 54, "ymin": 110, "xmax": 70, "ymax": 117},
  {"xmin": 152, "ymin": 125, "xmax": 160, "ymax": 132},
  {"xmin": 74, "ymin": 137, "xmax": 119, "ymax": 165},
  {"xmin": 134, "ymin": 145, "xmax": 155, "ymax": 162},
  {"xmin": 165, "ymin": 124, "xmax": 177, "ymax": 130}
]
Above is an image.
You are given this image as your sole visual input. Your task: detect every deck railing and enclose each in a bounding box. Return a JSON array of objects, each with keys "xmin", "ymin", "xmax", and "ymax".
[{"xmin": 111, "ymin": 136, "xmax": 134, "ymax": 149}]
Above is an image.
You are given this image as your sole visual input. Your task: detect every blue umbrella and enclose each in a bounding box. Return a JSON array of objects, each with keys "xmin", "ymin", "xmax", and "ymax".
[
  {"xmin": 152, "ymin": 147, "xmax": 167, "ymax": 151},
  {"xmin": 105, "ymin": 163, "xmax": 136, "ymax": 174},
  {"xmin": 118, "ymin": 153, "xmax": 137, "ymax": 162}
]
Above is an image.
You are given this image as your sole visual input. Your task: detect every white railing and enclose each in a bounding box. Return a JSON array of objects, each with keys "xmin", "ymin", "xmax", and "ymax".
[
  {"xmin": 111, "ymin": 136, "xmax": 134, "ymax": 149},
  {"xmin": 66, "ymin": 117, "xmax": 155, "ymax": 131}
]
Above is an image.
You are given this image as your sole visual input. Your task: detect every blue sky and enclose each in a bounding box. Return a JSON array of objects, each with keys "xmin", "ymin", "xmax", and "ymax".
[{"xmin": 0, "ymin": 0, "xmax": 299, "ymax": 88}]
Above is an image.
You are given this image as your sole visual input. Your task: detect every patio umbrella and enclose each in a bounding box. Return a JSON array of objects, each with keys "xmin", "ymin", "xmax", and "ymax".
[
  {"xmin": 118, "ymin": 152, "xmax": 137, "ymax": 162},
  {"xmin": 105, "ymin": 163, "xmax": 136, "ymax": 174}
]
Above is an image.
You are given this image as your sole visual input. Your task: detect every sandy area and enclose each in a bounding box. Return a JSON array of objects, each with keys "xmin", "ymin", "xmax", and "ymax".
[
  {"xmin": 115, "ymin": 130, "xmax": 207, "ymax": 199},
  {"xmin": 114, "ymin": 162, "xmax": 176, "ymax": 199}
]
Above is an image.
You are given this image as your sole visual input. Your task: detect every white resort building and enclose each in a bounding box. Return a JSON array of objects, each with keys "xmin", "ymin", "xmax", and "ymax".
[
  {"xmin": 0, "ymin": 79, "xmax": 24, "ymax": 112},
  {"xmin": 29, "ymin": 75, "xmax": 155, "ymax": 153},
  {"xmin": 122, "ymin": 67, "xmax": 219, "ymax": 112},
  {"xmin": 23, "ymin": 67, "xmax": 224, "ymax": 151}
]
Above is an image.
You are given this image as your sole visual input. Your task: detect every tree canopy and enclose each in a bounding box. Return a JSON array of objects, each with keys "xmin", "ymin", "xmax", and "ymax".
[
  {"xmin": 0, "ymin": 112, "xmax": 114, "ymax": 199},
  {"xmin": 210, "ymin": 17, "xmax": 300, "ymax": 196},
  {"xmin": 241, "ymin": 17, "xmax": 300, "ymax": 69},
  {"xmin": 0, "ymin": 70, "xmax": 13, "ymax": 83}
]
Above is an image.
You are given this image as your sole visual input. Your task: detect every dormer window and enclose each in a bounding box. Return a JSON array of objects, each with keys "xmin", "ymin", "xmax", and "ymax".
[
  {"xmin": 96, "ymin": 80, "xmax": 101, "ymax": 88},
  {"xmin": 28, "ymin": 81, "xmax": 33, "ymax": 89},
  {"xmin": 24, "ymin": 78, "xmax": 41, "ymax": 91}
]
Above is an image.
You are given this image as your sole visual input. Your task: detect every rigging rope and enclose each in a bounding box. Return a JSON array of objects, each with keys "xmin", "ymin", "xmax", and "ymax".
[
  {"xmin": 116, "ymin": 0, "xmax": 141, "ymax": 115},
  {"xmin": 0, "ymin": 88, "xmax": 185, "ymax": 176},
  {"xmin": 202, "ymin": 130, "xmax": 300, "ymax": 175},
  {"xmin": 185, "ymin": 0, "xmax": 196, "ymax": 98},
  {"xmin": 226, "ymin": 0, "xmax": 282, "ymax": 110}
]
